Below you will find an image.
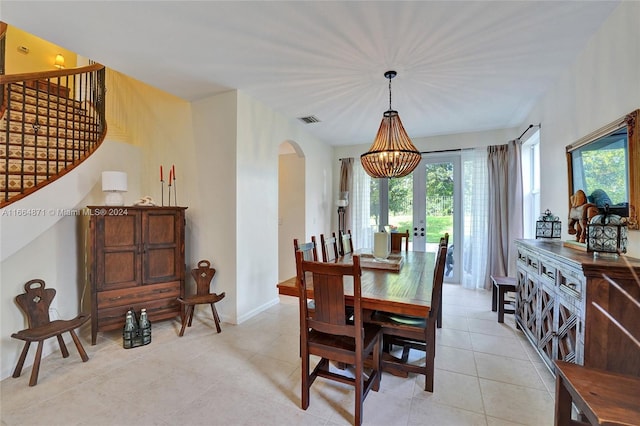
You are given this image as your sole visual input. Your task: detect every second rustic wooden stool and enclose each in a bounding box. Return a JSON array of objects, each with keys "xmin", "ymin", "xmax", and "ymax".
[{"xmin": 490, "ymin": 275, "xmax": 516, "ymax": 323}]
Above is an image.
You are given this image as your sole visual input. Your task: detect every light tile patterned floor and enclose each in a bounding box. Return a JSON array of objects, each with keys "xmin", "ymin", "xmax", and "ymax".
[{"xmin": 0, "ymin": 284, "xmax": 555, "ymax": 425}]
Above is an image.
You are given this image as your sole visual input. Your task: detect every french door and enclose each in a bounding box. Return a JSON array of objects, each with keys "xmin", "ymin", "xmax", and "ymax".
[{"xmin": 385, "ymin": 155, "xmax": 461, "ymax": 283}]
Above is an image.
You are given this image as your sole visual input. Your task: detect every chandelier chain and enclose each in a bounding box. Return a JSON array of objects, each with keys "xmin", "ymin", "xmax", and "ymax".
[{"xmin": 388, "ymin": 76, "xmax": 392, "ymax": 111}]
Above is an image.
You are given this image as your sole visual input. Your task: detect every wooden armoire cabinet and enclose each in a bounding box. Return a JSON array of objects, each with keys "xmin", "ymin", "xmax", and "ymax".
[{"xmin": 88, "ymin": 206, "xmax": 187, "ymax": 345}]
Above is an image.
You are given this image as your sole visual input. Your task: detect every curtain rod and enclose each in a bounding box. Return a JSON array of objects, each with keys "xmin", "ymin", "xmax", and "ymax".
[
  {"xmin": 341, "ymin": 124, "xmax": 541, "ymax": 161},
  {"xmin": 517, "ymin": 123, "xmax": 541, "ymax": 141}
]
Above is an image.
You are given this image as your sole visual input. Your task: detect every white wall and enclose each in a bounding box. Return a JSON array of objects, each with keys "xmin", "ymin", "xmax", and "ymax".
[
  {"xmin": 0, "ymin": 140, "xmax": 142, "ymax": 379},
  {"xmin": 189, "ymin": 91, "xmax": 239, "ymax": 322},
  {"xmin": 522, "ymin": 0, "xmax": 640, "ymax": 257},
  {"xmin": 234, "ymin": 91, "xmax": 333, "ymax": 322},
  {"xmin": 279, "ymin": 151, "xmax": 305, "ymax": 281}
]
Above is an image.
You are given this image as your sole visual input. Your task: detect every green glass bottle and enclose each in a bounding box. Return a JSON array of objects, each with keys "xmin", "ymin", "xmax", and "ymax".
[
  {"xmin": 139, "ymin": 308, "xmax": 152, "ymax": 345},
  {"xmin": 123, "ymin": 313, "xmax": 136, "ymax": 349}
]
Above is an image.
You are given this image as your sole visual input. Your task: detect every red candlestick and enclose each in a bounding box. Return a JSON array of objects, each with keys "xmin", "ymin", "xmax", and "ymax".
[
  {"xmin": 172, "ymin": 165, "xmax": 176, "ymax": 181},
  {"xmin": 160, "ymin": 165, "xmax": 163, "ymax": 181},
  {"xmin": 168, "ymin": 168, "xmax": 173, "ymax": 185}
]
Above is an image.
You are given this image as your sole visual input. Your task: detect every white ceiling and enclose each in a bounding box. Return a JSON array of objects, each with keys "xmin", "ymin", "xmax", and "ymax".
[{"xmin": 2, "ymin": 1, "xmax": 619, "ymax": 146}]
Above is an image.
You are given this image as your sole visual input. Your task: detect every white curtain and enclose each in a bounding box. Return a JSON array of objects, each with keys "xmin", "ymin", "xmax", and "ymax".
[
  {"xmin": 351, "ymin": 162, "xmax": 373, "ymax": 250},
  {"xmin": 461, "ymin": 148, "xmax": 489, "ymax": 289}
]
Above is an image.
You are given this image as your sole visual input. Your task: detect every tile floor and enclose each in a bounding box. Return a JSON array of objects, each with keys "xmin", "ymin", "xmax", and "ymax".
[{"xmin": 1, "ymin": 284, "xmax": 555, "ymax": 426}]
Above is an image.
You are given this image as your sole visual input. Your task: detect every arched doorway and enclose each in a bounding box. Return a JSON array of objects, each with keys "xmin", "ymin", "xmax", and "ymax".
[{"xmin": 278, "ymin": 140, "xmax": 305, "ymax": 281}]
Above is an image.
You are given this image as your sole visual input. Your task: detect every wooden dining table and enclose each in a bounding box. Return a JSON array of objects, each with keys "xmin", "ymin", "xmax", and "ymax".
[{"xmin": 277, "ymin": 250, "xmax": 435, "ymax": 317}]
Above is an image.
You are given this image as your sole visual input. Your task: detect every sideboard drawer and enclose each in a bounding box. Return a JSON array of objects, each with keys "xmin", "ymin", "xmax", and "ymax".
[
  {"xmin": 97, "ymin": 281, "xmax": 181, "ymax": 309},
  {"xmin": 539, "ymin": 258, "xmax": 557, "ymax": 283},
  {"xmin": 97, "ymin": 297, "xmax": 180, "ymax": 331},
  {"xmin": 558, "ymin": 268, "xmax": 583, "ymax": 300}
]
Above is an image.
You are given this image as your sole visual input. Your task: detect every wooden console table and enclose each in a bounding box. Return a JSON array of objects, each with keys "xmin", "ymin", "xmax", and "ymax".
[{"xmin": 515, "ymin": 239, "xmax": 640, "ymax": 375}]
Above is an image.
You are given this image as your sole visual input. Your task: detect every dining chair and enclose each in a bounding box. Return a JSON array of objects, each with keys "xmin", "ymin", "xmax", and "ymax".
[
  {"xmin": 296, "ymin": 251, "xmax": 382, "ymax": 426},
  {"xmin": 177, "ymin": 259, "xmax": 226, "ymax": 336},
  {"xmin": 437, "ymin": 232, "xmax": 449, "ymax": 329},
  {"xmin": 390, "ymin": 230, "xmax": 409, "ymax": 252},
  {"xmin": 338, "ymin": 229, "xmax": 353, "ymax": 256},
  {"xmin": 294, "ymin": 236, "xmax": 318, "ymax": 261},
  {"xmin": 11, "ymin": 279, "xmax": 90, "ymax": 386},
  {"xmin": 320, "ymin": 233, "xmax": 339, "ymax": 262},
  {"xmin": 367, "ymin": 237, "xmax": 447, "ymax": 392}
]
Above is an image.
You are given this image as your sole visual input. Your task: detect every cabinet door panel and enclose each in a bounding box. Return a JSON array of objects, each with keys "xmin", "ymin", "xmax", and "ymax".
[
  {"xmin": 142, "ymin": 210, "xmax": 182, "ymax": 284},
  {"xmin": 96, "ymin": 212, "xmax": 141, "ymax": 291},
  {"xmin": 538, "ymin": 285, "xmax": 555, "ymax": 367},
  {"xmin": 557, "ymin": 299, "xmax": 579, "ymax": 364}
]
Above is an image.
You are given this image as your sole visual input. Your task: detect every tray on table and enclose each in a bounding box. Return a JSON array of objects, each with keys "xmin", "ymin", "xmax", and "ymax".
[{"xmin": 357, "ymin": 252, "xmax": 404, "ymax": 271}]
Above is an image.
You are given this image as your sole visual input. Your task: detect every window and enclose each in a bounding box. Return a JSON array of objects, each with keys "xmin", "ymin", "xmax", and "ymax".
[{"xmin": 521, "ymin": 130, "xmax": 540, "ymax": 238}]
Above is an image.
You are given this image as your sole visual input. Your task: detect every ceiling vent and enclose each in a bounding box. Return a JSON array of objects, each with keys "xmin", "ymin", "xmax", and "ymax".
[{"xmin": 298, "ymin": 115, "xmax": 321, "ymax": 124}]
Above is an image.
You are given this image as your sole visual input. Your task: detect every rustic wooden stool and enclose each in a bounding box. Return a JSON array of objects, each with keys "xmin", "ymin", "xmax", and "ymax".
[
  {"xmin": 490, "ymin": 275, "xmax": 516, "ymax": 323},
  {"xmin": 177, "ymin": 260, "xmax": 225, "ymax": 336},
  {"xmin": 11, "ymin": 279, "xmax": 90, "ymax": 386}
]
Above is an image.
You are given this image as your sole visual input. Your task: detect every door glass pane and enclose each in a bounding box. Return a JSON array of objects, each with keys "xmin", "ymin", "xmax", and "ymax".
[
  {"xmin": 369, "ymin": 178, "xmax": 381, "ymax": 230},
  {"xmin": 388, "ymin": 174, "xmax": 413, "ymax": 242},
  {"xmin": 425, "ymin": 162, "xmax": 454, "ymax": 276}
]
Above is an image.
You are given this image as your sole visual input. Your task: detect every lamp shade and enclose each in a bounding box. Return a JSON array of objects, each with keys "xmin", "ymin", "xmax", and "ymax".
[
  {"xmin": 54, "ymin": 53, "xmax": 65, "ymax": 69},
  {"xmin": 360, "ymin": 110, "xmax": 421, "ymax": 178},
  {"xmin": 102, "ymin": 171, "xmax": 128, "ymax": 191}
]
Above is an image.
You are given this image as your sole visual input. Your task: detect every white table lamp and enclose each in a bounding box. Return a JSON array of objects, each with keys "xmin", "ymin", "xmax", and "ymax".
[{"xmin": 102, "ymin": 171, "xmax": 127, "ymax": 206}]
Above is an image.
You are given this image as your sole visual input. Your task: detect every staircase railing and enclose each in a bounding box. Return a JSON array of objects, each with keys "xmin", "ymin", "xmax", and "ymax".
[{"xmin": 0, "ymin": 63, "xmax": 107, "ymax": 207}]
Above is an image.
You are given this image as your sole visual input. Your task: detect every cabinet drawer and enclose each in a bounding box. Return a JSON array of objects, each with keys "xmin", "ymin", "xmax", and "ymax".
[
  {"xmin": 97, "ymin": 297, "xmax": 180, "ymax": 331},
  {"xmin": 97, "ymin": 281, "xmax": 180, "ymax": 309},
  {"xmin": 539, "ymin": 258, "xmax": 556, "ymax": 283},
  {"xmin": 517, "ymin": 247, "xmax": 528, "ymax": 265},
  {"xmin": 558, "ymin": 269, "xmax": 583, "ymax": 299},
  {"xmin": 526, "ymin": 254, "xmax": 540, "ymax": 273}
]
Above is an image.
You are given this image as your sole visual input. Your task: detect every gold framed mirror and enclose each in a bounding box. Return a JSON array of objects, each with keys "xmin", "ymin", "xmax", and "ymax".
[{"xmin": 566, "ymin": 109, "xmax": 639, "ymax": 230}]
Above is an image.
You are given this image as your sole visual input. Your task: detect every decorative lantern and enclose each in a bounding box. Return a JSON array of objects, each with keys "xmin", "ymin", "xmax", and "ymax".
[
  {"xmin": 586, "ymin": 205, "xmax": 628, "ymax": 255},
  {"xmin": 536, "ymin": 209, "xmax": 562, "ymax": 239}
]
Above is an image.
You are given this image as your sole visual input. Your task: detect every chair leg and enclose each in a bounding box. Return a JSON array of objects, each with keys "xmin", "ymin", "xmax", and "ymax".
[
  {"xmin": 498, "ymin": 288, "xmax": 506, "ymax": 323},
  {"xmin": 301, "ymin": 350, "xmax": 310, "ymax": 410},
  {"xmin": 179, "ymin": 305, "xmax": 194, "ymax": 337},
  {"xmin": 187, "ymin": 305, "xmax": 195, "ymax": 327},
  {"xmin": 69, "ymin": 330, "xmax": 89, "ymax": 362},
  {"xmin": 492, "ymin": 283, "xmax": 498, "ymax": 312},
  {"xmin": 210, "ymin": 303, "xmax": 222, "ymax": 333},
  {"xmin": 355, "ymin": 358, "xmax": 363, "ymax": 426},
  {"xmin": 425, "ymin": 327, "xmax": 435, "ymax": 392},
  {"xmin": 373, "ymin": 335, "xmax": 382, "ymax": 392},
  {"xmin": 12, "ymin": 342, "xmax": 31, "ymax": 378},
  {"xmin": 56, "ymin": 334, "xmax": 70, "ymax": 358},
  {"xmin": 29, "ymin": 341, "xmax": 44, "ymax": 386}
]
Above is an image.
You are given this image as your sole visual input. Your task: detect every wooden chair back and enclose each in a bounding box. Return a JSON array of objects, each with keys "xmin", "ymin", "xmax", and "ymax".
[
  {"xmin": 295, "ymin": 251, "xmax": 381, "ymax": 424},
  {"xmin": 190, "ymin": 260, "xmax": 216, "ymax": 296},
  {"xmin": 15, "ymin": 279, "xmax": 56, "ymax": 328},
  {"xmin": 390, "ymin": 230, "xmax": 409, "ymax": 252},
  {"xmin": 320, "ymin": 233, "xmax": 339, "ymax": 263},
  {"xmin": 429, "ymin": 240, "xmax": 448, "ymax": 322},
  {"xmin": 296, "ymin": 251, "xmax": 362, "ymax": 336},
  {"xmin": 294, "ymin": 236, "xmax": 318, "ymax": 261},
  {"xmin": 339, "ymin": 230, "xmax": 353, "ymax": 256}
]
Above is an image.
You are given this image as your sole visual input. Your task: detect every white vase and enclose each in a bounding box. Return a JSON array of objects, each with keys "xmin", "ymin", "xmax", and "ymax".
[{"xmin": 373, "ymin": 232, "xmax": 390, "ymax": 260}]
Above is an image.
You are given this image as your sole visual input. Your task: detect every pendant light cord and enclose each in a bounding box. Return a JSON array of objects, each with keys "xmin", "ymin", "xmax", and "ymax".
[{"xmin": 388, "ymin": 76, "xmax": 392, "ymax": 111}]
